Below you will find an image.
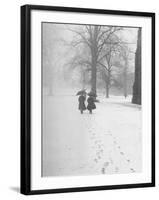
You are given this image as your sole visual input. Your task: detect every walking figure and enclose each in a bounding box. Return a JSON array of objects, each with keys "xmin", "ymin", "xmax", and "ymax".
[
  {"xmin": 77, "ymin": 90, "xmax": 86, "ymax": 114},
  {"xmin": 87, "ymin": 93, "xmax": 96, "ymax": 114}
]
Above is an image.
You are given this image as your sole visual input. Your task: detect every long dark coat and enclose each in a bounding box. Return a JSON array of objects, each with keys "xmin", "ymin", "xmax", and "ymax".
[
  {"xmin": 87, "ymin": 96, "xmax": 96, "ymax": 110},
  {"xmin": 78, "ymin": 95, "xmax": 86, "ymax": 110}
]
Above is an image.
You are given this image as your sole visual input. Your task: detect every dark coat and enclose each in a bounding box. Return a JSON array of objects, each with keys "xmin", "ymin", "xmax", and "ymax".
[
  {"xmin": 87, "ymin": 96, "xmax": 96, "ymax": 110},
  {"xmin": 78, "ymin": 95, "xmax": 86, "ymax": 110}
]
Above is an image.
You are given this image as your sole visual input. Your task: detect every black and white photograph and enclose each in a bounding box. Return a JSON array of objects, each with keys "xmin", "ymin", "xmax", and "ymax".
[
  {"xmin": 42, "ymin": 23, "xmax": 142, "ymax": 177},
  {"xmin": 20, "ymin": 5, "xmax": 155, "ymax": 194}
]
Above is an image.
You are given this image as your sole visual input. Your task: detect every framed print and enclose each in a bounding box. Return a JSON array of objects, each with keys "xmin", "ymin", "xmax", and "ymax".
[{"xmin": 20, "ymin": 4, "xmax": 155, "ymax": 195}]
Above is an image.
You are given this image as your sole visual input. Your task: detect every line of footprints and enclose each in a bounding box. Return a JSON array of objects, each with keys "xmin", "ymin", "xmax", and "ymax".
[{"xmin": 89, "ymin": 129, "xmax": 136, "ymax": 174}]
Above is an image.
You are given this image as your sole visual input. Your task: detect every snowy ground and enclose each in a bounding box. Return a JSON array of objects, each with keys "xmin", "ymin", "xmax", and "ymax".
[{"xmin": 42, "ymin": 94, "xmax": 142, "ymax": 177}]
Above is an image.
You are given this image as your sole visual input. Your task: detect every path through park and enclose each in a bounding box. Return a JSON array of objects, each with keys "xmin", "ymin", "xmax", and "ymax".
[{"xmin": 42, "ymin": 94, "xmax": 142, "ymax": 177}]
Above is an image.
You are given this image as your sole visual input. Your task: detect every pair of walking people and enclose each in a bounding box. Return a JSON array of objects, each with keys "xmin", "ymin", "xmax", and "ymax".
[{"xmin": 78, "ymin": 92, "xmax": 96, "ymax": 114}]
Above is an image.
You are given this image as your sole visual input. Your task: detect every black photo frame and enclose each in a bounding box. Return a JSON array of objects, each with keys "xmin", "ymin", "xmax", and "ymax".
[{"xmin": 21, "ymin": 4, "xmax": 155, "ymax": 195}]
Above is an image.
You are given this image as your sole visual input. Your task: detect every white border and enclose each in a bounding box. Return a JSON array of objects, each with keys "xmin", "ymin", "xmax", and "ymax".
[{"xmin": 31, "ymin": 10, "xmax": 152, "ymax": 190}]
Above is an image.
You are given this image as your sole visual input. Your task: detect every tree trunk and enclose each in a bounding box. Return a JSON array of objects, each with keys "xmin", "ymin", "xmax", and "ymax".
[
  {"xmin": 81, "ymin": 68, "xmax": 86, "ymax": 90},
  {"xmin": 91, "ymin": 58, "xmax": 97, "ymax": 94},
  {"xmin": 132, "ymin": 28, "xmax": 141, "ymax": 104},
  {"xmin": 106, "ymin": 83, "xmax": 109, "ymax": 98},
  {"xmin": 105, "ymin": 69, "xmax": 111, "ymax": 98},
  {"xmin": 90, "ymin": 27, "xmax": 98, "ymax": 94},
  {"xmin": 124, "ymin": 85, "xmax": 127, "ymax": 98},
  {"xmin": 123, "ymin": 62, "xmax": 128, "ymax": 98}
]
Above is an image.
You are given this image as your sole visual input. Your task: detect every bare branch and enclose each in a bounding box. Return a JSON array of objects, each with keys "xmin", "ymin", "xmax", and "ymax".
[
  {"xmin": 97, "ymin": 27, "xmax": 123, "ymax": 54},
  {"xmin": 97, "ymin": 61, "xmax": 111, "ymax": 72},
  {"xmin": 97, "ymin": 27, "xmax": 112, "ymax": 42},
  {"xmin": 67, "ymin": 27, "xmax": 91, "ymax": 47}
]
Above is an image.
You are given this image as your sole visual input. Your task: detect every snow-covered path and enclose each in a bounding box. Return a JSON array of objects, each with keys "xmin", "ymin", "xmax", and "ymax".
[{"xmin": 42, "ymin": 95, "xmax": 142, "ymax": 177}]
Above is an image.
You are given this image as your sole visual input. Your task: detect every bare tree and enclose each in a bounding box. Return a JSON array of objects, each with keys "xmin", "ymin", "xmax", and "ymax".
[
  {"xmin": 68, "ymin": 25, "xmax": 121, "ymax": 95},
  {"xmin": 119, "ymin": 45, "xmax": 131, "ymax": 98},
  {"xmin": 97, "ymin": 34, "xmax": 122, "ymax": 98},
  {"xmin": 65, "ymin": 44, "xmax": 91, "ymax": 88}
]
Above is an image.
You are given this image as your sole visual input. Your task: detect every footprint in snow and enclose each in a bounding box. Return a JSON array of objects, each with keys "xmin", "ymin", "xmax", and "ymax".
[
  {"xmin": 100, "ymin": 149, "xmax": 103, "ymax": 153},
  {"xmin": 103, "ymin": 162, "xmax": 109, "ymax": 168},
  {"xmin": 113, "ymin": 141, "xmax": 117, "ymax": 145},
  {"xmin": 130, "ymin": 168, "xmax": 135, "ymax": 172},
  {"xmin": 109, "ymin": 158, "xmax": 113, "ymax": 164},
  {"xmin": 115, "ymin": 167, "xmax": 119, "ymax": 172},
  {"xmin": 101, "ymin": 168, "xmax": 105, "ymax": 174},
  {"xmin": 120, "ymin": 151, "xmax": 124, "ymax": 155},
  {"xmin": 96, "ymin": 152, "xmax": 100, "ymax": 156}
]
